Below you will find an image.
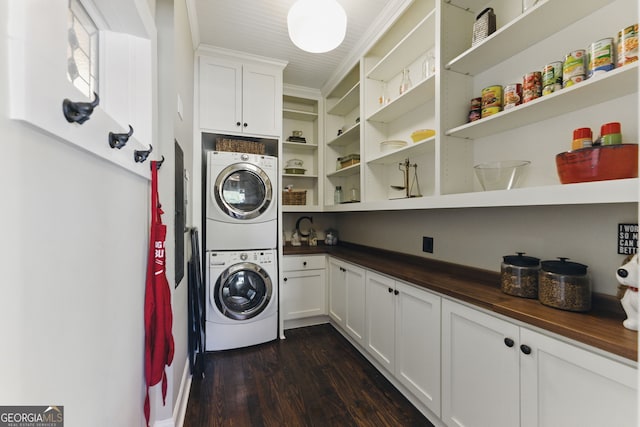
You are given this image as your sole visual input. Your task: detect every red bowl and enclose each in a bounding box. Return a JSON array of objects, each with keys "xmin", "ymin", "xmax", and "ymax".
[{"xmin": 556, "ymin": 144, "xmax": 638, "ymax": 184}]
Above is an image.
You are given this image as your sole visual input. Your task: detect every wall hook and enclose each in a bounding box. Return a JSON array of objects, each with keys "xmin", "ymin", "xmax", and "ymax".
[
  {"xmin": 134, "ymin": 144, "xmax": 152, "ymax": 163},
  {"xmin": 108, "ymin": 125, "xmax": 134, "ymax": 149},
  {"xmin": 62, "ymin": 92, "xmax": 100, "ymax": 124},
  {"xmin": 156, "ymin": 155, "xmax": 165, "ymax": 170}
]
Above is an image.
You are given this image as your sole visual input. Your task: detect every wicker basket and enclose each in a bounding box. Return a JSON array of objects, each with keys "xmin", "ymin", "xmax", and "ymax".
[
  {"xmin": 282, "ymin": 190, "xmax": 307, "ymax": 205},
  {"xmin": 215, "ymin": 137, "xmax": 265, "ymax": 155}
]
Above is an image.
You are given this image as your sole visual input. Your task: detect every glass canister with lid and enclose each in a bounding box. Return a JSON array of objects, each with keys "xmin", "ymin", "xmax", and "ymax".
[
  {"xmin": 539, "ymin": 257, "xmax": 591, "ymax": 312},
  {"xmin": 501, "ymin": 252, "xmax": 540, "ymax": 298}
]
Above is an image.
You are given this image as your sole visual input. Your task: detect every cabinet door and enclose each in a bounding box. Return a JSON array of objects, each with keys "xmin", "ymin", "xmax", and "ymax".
[
  {"xmin": 520, "ymin": 328, "xmax": 638, "ymax": 427},
  {"xmin": 199, "ymin": 57, "xmax": 242, "ymax": 132},
  {"xmin": 344, "ymin": 262, "xmax": 366, "ymax": 346},
  {"xmin": 365, "ymin": 271, "xmax": 396, "ymax": 371},
  {"xmin": 328, "ymin": 258, "xmax": 346, "ymax": 326},
  {"xmin": 442, "ymin": 299, "xmax": 520, "ymax": 427},
  {"xmin": 395, "ymin": 281, "xmax": 441, "ymax": 417},
  {"xmin": 281, "ymin": 269, "xmax": 326, "ymax": 320},
  {"xmin": 243, "ymin": 63, "xmax": 282, "ymax": 136}
]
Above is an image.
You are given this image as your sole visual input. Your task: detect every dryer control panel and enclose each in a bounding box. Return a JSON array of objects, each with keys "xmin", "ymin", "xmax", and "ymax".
[{"xmin": 209, "ymin": 250, "xmax": 275, "ymax": 266}]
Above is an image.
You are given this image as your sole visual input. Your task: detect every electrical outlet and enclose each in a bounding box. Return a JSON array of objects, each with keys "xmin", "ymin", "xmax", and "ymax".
[{"xmin": 422, "ymin": 236, "xmax": 434, "ymax": 253}]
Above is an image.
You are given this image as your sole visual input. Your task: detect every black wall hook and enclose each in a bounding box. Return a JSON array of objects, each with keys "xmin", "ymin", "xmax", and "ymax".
[
  {"xmin": 62, "ymin": 92, "xmax": 99, "ymax": 124},
  {"xmin": 134, "ymin": 144, "xmax": 152, "ymax": 163},
  {"xmin": 156, "ymin": 155, "xmax": 165, "ymax": 170},
  {"xmin": 109, "ymin": 125, "xmax": 134, "ymax": 149}
]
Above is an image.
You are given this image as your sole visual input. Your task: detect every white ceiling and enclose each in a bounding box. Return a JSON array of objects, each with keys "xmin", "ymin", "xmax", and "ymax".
[{"xmin": 188, "ymin": 0, "xmax": 405, "ymax": 91}]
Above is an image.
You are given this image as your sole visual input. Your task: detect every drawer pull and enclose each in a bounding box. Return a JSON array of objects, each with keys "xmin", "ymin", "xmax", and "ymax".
[{"xmin": 504, "ymin": 337, "xmax": 514, "ymax": 348}]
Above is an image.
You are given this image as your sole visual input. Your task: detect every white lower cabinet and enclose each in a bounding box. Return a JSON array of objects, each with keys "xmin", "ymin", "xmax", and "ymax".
[
  {"xmin": 442, "ymin": 299, "xmax": 637, "ymax": 427},
  {"xmin": 281, "ymin": 255, "xmax": 326, "ymax": 320},
  {"xmin": 328, "ymin": 257, "xmax": 366, "ymax": 346},
  {"xmin": 365, "ymin": 271, "xmax": 441, "ymax": 416},
  {"xmin": 520, "ymin": 328, "xmax": 637, "ymax": 427}
]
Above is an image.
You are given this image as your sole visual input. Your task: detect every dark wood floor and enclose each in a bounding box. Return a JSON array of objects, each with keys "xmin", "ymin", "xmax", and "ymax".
[{"xmin": 184, "ymin": 324, "xmax": 435, "ymax": 427}]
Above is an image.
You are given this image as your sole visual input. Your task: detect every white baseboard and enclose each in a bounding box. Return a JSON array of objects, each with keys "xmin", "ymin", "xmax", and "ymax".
[{"xmin": 173, "ymin": 356, "xmax": 193, "ymax": 427}]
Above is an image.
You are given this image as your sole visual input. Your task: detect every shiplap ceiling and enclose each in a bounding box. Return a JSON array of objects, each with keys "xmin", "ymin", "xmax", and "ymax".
[{"xmin": 189, "ymin": 0, "xmax": 405, "ymax": 90}]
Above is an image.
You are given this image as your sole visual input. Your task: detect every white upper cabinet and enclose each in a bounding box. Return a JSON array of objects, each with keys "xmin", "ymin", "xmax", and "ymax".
[{"xmin": 198, "ymin": 49, "xmax": 286, "ymax": 137}]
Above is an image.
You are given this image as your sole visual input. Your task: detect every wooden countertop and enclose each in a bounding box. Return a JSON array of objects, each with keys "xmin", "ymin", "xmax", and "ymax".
[{"xmin": 283, "ymin": 242, "xmax": 638, "ymax": 361}]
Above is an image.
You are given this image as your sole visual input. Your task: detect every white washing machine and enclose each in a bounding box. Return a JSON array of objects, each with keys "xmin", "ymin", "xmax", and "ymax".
[
  {"xmin": 205, "ymin": 250, "xmax": 278, "ymax": 351},
  {"xmin": 206, "ymin": 151, "xmax": 278, "ymax": 251}
]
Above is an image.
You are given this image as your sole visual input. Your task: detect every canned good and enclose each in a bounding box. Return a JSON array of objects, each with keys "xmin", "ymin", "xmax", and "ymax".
[
  {"xmin": 481, "ymin": 85, "xmax": 503, "ymax": 108},
  {"xmin": 542, "ymin": 84, "xmax": 562, "ymax": 96},
  {"xmin": 481, "ymin": 106, "xmax": 501, "ymax": 118},
  {"xmin": 618, "ymin": 24, "xmax": 638, "ymax": 67},
  {"xmin": 542, "ymin": 62, "xmax": 562, "ymax": 87},
  {"xmin": 588, "ymin": 38, "xmax": 615, "ymax": 77},
  {"xmin": 563, "ymin": 50, "xmax": 586, "ymax": 87},
  {"xmin": 563, "ymin": 75, "xmax": 585, "ymax": 88},
  {"xmin": 468, "ymin": 109, "xmax": 481, "ymax": 122},
  {"xmin": 503, "ymin": 83, "xmax": 522, "ymax": 109},
  {"xmin": 470, "ymin": 97, "xmax": 482, "ymax": 110},
  {"xmin": 522, "ymin": 71, "xmax": 542, "ymax": 103}
]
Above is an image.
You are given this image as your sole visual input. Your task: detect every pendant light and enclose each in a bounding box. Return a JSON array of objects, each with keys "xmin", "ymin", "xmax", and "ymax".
[{"xmin": 287, "ymin": 0, "xmax": 347, "ymax": 53}]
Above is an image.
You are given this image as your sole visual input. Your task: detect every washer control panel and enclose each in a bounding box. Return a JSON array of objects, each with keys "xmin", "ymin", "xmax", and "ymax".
[{"xmin": 209, "ymin": 250, "xmax": 275, "ymax": 266}]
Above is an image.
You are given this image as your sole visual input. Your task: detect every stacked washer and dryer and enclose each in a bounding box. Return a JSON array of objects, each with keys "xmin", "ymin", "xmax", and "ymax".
[{"xmin": 205, "ymin": 151, "xmax": 279, "ymax": 351}]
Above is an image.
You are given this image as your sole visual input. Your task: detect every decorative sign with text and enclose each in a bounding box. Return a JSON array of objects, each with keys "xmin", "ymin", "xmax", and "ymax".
[{"xmin": 618, "ymin": 223, "xmax": 638, "ymax": 255}]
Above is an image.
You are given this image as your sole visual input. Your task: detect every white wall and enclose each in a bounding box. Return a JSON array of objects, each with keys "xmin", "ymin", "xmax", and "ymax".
[
  {"xmin": 0, "ymin": 4, "xmax": 148, "ymax": 426},
  {"xmin": 156, "ymin": 0, "xmax": 196, "ymax": 423},
  {"xmin": 336, "ymin": 203, "xmax": 638, "ymax": 295}
]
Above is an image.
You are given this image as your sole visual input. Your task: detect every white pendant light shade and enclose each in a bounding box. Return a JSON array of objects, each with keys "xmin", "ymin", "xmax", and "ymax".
[{"xmin": 287, "ymin": 0, "xmax": 347, "ymax": 53}]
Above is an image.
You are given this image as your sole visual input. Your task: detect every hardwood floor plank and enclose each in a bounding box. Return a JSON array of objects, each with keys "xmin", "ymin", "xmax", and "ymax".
[{"xmin": 184, "ymin": 324, "xmax": 434, "ymax": 427}]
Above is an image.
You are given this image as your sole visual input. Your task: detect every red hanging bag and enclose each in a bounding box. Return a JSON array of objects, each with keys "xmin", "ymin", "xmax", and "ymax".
[{"xmin": 144, "ymin": 161, "xmax": 174, "ymax": 426}]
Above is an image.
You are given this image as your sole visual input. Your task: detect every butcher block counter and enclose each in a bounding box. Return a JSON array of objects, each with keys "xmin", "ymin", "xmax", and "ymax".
[{"xmin": 283, "ymin": 242, "xmax": 637, "ymax": 361}]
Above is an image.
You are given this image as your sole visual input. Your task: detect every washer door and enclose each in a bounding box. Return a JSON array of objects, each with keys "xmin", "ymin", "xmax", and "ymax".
[
  {"xmin": 213, "ymin": 163, "xmax": 272, "ymax": 220},
  {"xmin": 214, "ymin": 262, "xmax": 273, "ymax": 320}
]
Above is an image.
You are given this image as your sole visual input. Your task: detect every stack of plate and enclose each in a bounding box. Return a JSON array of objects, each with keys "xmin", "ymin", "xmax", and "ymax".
[
  {"xmin": 380, "ymin": 140, "xmax": 408, "ymax": 153},
  {"xmin": 284, "ymin": 158, "xmax": 306, "ymax": 175}
]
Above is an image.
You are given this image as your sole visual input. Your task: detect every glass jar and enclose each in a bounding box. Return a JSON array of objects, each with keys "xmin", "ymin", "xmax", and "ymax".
[
  {"xmin": 334, "ymin": 186, "xmax": 343, "ymax": 205},
  {"xmin": 399, "ymin": 68, "xmax": 412, "ymax": 95},
  {"xmin": 350, "ymin": 186, "xmax": 359, "ymax": 202},
  {"xmin": 539, "ymin": 258, "xmax": 591, "ymax": 312},
  {"xmin": 500, "ymin": 252, "xmax": 540, "ymax": 298}
]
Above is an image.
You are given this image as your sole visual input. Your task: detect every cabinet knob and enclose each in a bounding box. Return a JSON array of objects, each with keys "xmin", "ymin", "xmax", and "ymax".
[
  {"xmin": 283, "ymin": 277, "xmax": 288, "ymax": 282},
  {"xmin": 388, "ymin": 287, "xmax": 393, "ymax": 293},
  {"xmin": 243, "ymin": 122, "xmax": 248, "ymax": 127},
  {"xmin": 504, "ymin": 337, "xmax": 515, "ymax": 348},
  {"xmin": 303, "ymin": 261, "xmax": 307, "ymax": 266},
  {"xmin": 520, "ymin": 344, "xmax": 532, "ymax": 355},
  {"xmin": 236, "ymin": 121, "xmax": 241, "ymax": 127},
  {"xmin": 394, "ymin": 290, "xmax": 399, "ymax": 295}
]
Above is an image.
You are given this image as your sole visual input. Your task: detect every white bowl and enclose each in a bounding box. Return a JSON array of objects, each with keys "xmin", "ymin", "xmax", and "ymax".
[
  {"xmin": 286, "ymin": 158, "xmax": 304, "ymax": 168},
  {"xmin": 380, "ymin": 140, "xmax": 408, "ymax": 153},
  {"xmin": 474, "ymin": 160, "xmax": 530, "ymax": 191}
]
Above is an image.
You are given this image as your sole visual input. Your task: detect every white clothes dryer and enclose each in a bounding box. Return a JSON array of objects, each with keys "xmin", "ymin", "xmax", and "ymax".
[
  {"xmin": 206, "ymin": 151, "xmax": 278, "ymax": 251},
  {"xmin": 205, "ymin": 250, "xmax": 278, "ymax": 351}
]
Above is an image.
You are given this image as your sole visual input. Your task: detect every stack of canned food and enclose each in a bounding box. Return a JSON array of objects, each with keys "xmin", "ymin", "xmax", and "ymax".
[{"xmin": 467, "ymin": 23, "xmax": 637, "ymax": 123}]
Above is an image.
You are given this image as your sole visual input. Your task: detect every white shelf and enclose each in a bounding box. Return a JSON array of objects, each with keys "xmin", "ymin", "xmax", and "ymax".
[
  {"xmin": 445, "ymin": 0, "xmax": 615, "ymax": 76},
  {"xmin": 282, "ymin": 173, "xmax": 319, "ymax": 179},
  {"xmin": 367, "ymin": 137, "xmax": 436, "ymax": 165},
  {"xmin": 367, "ymin": 76, "xmax": 436, "ymax": 123},
  {"xmin": 367, "ymin": 9, "xmax": 436, "ymax": 82},
  {"xmin": 283, "ymin": 108, "xmax": 318, "ymax": 121},
  {"xmin": 326, "ymin": 163, "xmax": 361, "ymax": 178},
  {"xmin": 283, "ymin": 141, "xmax": 318, "ymax": 150},
  {"xmin": 327, "ymin": 82, "xmax": 360, "ymax": 116},
  {"xmin": 327, "ymin": 123, "xmax": 360, "ymax": 147},
  {"xmin": 446, "ymin": 64, "xmax": 638, "ymax": 139},
  {"xmin": 358, "ymin": 178, "xmax": 638, "ymax": 211},
  {"xmin": 282, "ymin": 205, "xmax": 322, "ymax": 212}
]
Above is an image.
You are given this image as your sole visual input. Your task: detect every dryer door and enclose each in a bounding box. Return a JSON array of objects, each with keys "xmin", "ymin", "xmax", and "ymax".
[
  {"xmin": 213, "ymin": 163, "xmax": 273, "ymax": 220},
  {"xmin": 213, "ymin": 262, "xmax": 273, "ymax": 320}
]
